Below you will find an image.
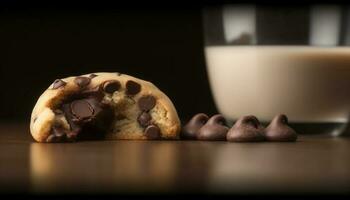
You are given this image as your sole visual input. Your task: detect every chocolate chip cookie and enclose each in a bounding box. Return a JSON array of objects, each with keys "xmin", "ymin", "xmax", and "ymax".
[{"xmin": 30, "ymin": 72, "xmax": 181, "ymax": 142}]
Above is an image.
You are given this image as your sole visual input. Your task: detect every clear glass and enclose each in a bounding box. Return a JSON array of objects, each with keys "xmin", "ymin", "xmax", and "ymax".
[{"xmin": 203, "ymin": 4, "xmax": 350, "ymax": 136}]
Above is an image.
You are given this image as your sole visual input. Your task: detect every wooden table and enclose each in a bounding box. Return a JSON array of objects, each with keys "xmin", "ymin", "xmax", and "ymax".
[{"xmin": 1, "ymin": 123, "xmax": 350, "ymax": 195}]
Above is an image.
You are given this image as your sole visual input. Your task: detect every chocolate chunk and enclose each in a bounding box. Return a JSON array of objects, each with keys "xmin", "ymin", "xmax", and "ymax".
[
  {"xmin": 52, "ymin": 79, "xmax": 66, "ymax": 89},
  {"xmin": 264, "ymin": 114, "xmax": 297, "ymax": 142},
  {"xmin": 103, "ymin": 80, "xmax": 121, "ymax": 94},
  {"xmin": 33, "ymin": 116, "xmax": 38, "ymax": 123},
  {"xmin": 89, "ymin": 74, "xmax": 98, "ymax": 79},
  {"xmin": 116, "ymin": 72, "xmax": 121, "ymax": 76},
  {"xmin": 84, "ymin": 98, "xmax": 103, "ymax": 115},
  {"xmin": 227, "ymin": 116, "xmax": 265, "ymax": 142},
  {"xmin": 138, "ymin": 95, "xmax": 156, "ymax": 111},
  {"xmin": 197, "ymin": 114, "xmax": 229, "ymax": 141},
  {"xmin": 61, "ymin": 95, "xmax": 113, "ymax": 141},
  {"xmin": 62, "ymin": 103, "xmax": 82, "ymax": 139},
  {"xmin": 138, "ymin": 112, "xmax": 152, "ymax": 127},
  {"xmin": 80, "ymin": 86, "xmax": 105, "ymax": 101},
  {"xmin": 126, "ymin": 80, "xmax": 141, "ymax": 95},
  {"xmin": 74, "ymin": 76, "xmax": 91, "ymax": 88},
  {"xmin": 70, "ymin": 99, "xmax": 94, "ymax": 121},
  {"xmin": 144, "ymin": 125, "xmax": 161, "ymax": 139},
  {"xmin": 181, "ymin": 113, "xmax": 209, "ymax": 140}
]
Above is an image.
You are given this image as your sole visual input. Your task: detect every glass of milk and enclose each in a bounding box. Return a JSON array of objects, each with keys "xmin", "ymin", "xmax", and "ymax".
[{"xmin": 203, "ymin": 4, "xmax": 350, "ymax": 136}]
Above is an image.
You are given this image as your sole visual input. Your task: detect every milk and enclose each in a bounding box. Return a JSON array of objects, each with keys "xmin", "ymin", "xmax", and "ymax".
[{"xmin": 205, "ymin": 46, "xmax": 350, "ymax": 123}]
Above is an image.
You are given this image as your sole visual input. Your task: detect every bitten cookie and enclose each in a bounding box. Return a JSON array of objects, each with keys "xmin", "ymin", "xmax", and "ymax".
[{"xmin": 30, "ymin": 72, "xmax": 181, "ymax": 142}]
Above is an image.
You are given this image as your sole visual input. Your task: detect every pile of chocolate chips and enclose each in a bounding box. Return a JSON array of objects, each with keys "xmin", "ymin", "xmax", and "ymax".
[{"xmin": 181, "ymin": 113, "xmax": 297, "ymax": 142}]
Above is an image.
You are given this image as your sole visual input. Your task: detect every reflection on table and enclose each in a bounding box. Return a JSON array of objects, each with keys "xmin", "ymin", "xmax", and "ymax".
[{"xmin": 0, "ymin": 123, "xmax": 347, "ymax": 195}]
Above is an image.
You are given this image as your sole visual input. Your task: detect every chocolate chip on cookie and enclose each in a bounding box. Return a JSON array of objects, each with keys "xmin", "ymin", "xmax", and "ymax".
[
  {"xmin": 61, "ymin": 94, "xmax": 113, "ymax": 141},
  {"xmin": 145, "ymin": 125, "xmax": 161, "ymax": 139},
  {"xmin": 74, "ymin": 77, "xmax": 91, "ymax": 88},
  {"xmin": 103, "ymin": 80, "xmax": 121, "ymax": 94},
  {"xmin": 52, "ymin": 79, "xmax": 66, "ymax": 89},
  {"xmin": 70, "ymin": 99, "xmax": 94, "ymax": 121},
  {"xmin": 138, "ymin": 112, "xmax": 152, "ymax": 127},
  {"xmin": 138, "ymin": 95, "xmax": 156, "ymax": 111},
  {"xmin": 89, "ymin": 74, "xmax": 98, "ymax": 79},
  {"xmin": 126, "ymin": 80, "xmax": 141, "ymax": 95}
]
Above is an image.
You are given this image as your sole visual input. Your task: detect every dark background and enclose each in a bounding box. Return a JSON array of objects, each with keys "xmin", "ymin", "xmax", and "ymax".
[
  {"xmin": 0, "ymin": 1, "xmax": 219, "ymax": 122},
  {"xmin": 1, "ymin": 0, "xmax": 343, "ymax": 123}
]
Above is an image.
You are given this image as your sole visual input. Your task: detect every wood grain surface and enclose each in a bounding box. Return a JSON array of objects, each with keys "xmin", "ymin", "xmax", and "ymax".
[{"xmin": 0, "ymin": 123, "xmax": 350, "ymax": 195}]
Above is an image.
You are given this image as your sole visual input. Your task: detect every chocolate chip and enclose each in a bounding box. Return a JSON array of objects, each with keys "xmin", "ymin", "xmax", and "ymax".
[
  {"xmin": 33, "ymin": 116, "xmax": 38, "ymax": 123},
  {"xmin": 52, "ymin": 79, "xmax": 66, "ymax": 89},
  {"xmin": 61, "ymin": 96, "xmax": 113, "ymax": 141},
  {"xmin": 103, "ymin": 80, "xmax": 121, "ymax": 94},
  {"xmin": 80, "ymin": 86, "xmax": 105, "ymax": 101},
  {"xmin": 74, "ymin": 77, "xmax": 91, "ymax": 88},
  {"xmin": 116, "ymin": 72, "xmax": 121, "ymax": 76},
  {"xmin": 126, "ymin": 80, "xmax": 141, "ymax": 95},
  {"xmin": 264, "ymin": 114, "xmax": 297, "ymax": 142},
  {"xmin": 138, "ymin": 112, "xmax": 152, "ymax": 127},
  {"xmin": 144, "ymin": 125, "xmax": 161, "ymax": 139},
  {"xmin": 85, "ymin": 98, "xmax": 104, "ymax": 115},
  {"xmin": 197, "ymin": 114, "xmax": 229, "ymax": 141},
  {"xmin": 138, "ymin": 95, "xmax": 156, "ymax": 111},
  {"xmin": 181, "ymin": 113, "xmax": 209, "ymax": 140},
  {"xmin": 70, "ymin": 99, "xmax": 94, "ymax": 120},
  {"xmin": 227, "ymin": 115, "xmax": 265, "ymax": 142},
  {"xmin": 89, "ymin": 74, "xmax": 98, "ymax": 79}
]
